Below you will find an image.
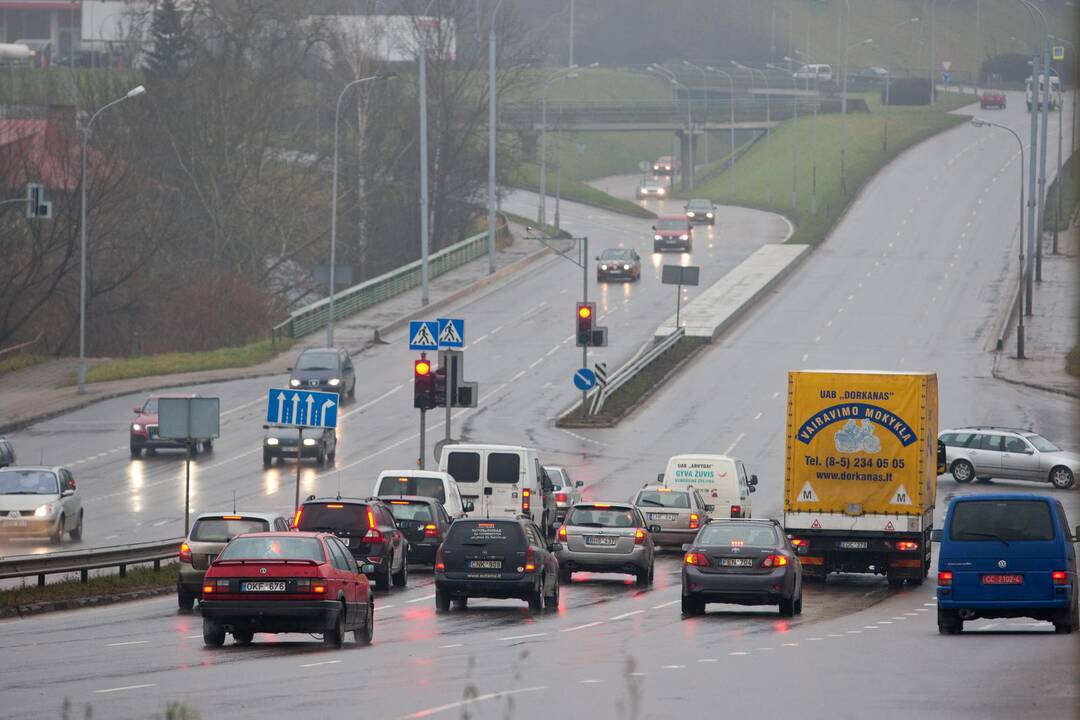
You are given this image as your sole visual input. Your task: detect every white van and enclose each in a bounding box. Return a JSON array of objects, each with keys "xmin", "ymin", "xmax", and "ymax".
[
  {"xmin": 372, "ymin": 470, "xmax": 471, "ymax": 519},
  {"xmin": 794, "ymin": 64, "xmax": 833, "ymax": 83},
  {"xmin": 438, "ymin": 444, "xmax": 557, "ymax": 536},
  {"xmin": 1026, "ymin": 75, "xmax": 1062, "ymax": 111},
  {"xmin": 659, "ymin": 454, "xmax": 757, "ymax": 518}
]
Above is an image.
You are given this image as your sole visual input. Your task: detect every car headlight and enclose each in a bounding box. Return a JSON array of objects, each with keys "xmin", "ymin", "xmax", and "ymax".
[
  {"xmin": 289, "ymin": 378, "xmax": 301, "ymax": 387},
  {"xmin": 131, "ymin": 423, "xmax": 142, "ymax": 432},
  {"xmin": 266, "ymin": 437, "xmax": 279, "ymax": 446},
  {"xmin": 706, "ymin": 212, "xmax": 714, "ymax": 218},
  {"xmin": 623, "ymin": 264, "xmax": 631, "ymax": 271},
  {"xmin": 687, "ymin": 212, "xmax": 695, "ymax": 217},
  {"xmin": 328, "ymin": 378, "xmax": 341, "ymax": 387},
  {"xmin": 679, "ymin": 234, "xmax": 689, "ymax": 240},
  {"xmin": 654, "ymin": 234, "xmax": 662, "ymax": 241},
  {"xmin": 600, "ymin": 264, "xmax": 608, "ymax": 271},
  {"xmin": 302, "ymin": 438, "xmax": 317, "ymax": 446},
  {"xmin": 34, "ymin": 503, "xmax": 54, "ymax": 518},
  {"xmin": 657, "ymin": 188, "xmax": 666, "ymax": 195}
]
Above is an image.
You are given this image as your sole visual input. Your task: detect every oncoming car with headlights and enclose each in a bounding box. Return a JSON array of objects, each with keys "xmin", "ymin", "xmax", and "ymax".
[
  {"xmin": 684, "ymin": 198, "xmax": 716, "ymax": 225},
  {"xmin": 596, "ymin": 247, "xmax": 641, "ymax": 282},
  {"xmin": 263, "ymin": 424, "xmax": 336, "ymax": 467},
  {"xmin": 0, "ymin": 466, "xmax": 83, "ymax": 544},
  {"xmin": 652, "ymin": 216, "xmax": 693, "ymax": 253},
  {"xmin": 287, "ymin": 347, "xmax": 355, "ymax": 403},
  {"xmin": 637, "ymin": 177, "xmax": 667, "ymax": 199}
]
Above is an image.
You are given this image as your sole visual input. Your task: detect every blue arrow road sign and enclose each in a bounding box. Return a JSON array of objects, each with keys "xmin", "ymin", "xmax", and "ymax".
[
  {"xmin": 573, "ymin": 367, "xmax": 597, "ymax": 391},
  {"xmin": 409, "ymin": 320, "xmax": 439, "ymax": 350},
  {"xmin": 437, "ymin": 318, "xmax": 465, "ymax": 348},
  {"xmin": 941, "ymin": 71, "xmax": 950, "ymax": 82},
  {"xmin": 266, "ymin": 388, "xmax": 339, "ymax": 428}
]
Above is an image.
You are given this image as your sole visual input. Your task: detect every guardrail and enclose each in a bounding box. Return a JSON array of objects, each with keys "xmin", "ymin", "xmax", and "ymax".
[
  {"xmin": 273, "ymin": 220, "xmax": 507, "ymax": 342},
  {"xmin": 0, "ymin": 538, "xmax": 181, "ymax": 586},
  {"xmin": 590, "ymin": 328, "xmax": 685, "ymax": 415},
  {"xmin": 0, "ymin": 330, "xmax": 44, "ymax": 360}
]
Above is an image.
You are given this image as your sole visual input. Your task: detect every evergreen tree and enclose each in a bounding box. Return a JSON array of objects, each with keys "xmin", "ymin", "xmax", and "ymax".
[{"xmin": 144, "ymin": 0, "xmax": 192, "ymax": 79}]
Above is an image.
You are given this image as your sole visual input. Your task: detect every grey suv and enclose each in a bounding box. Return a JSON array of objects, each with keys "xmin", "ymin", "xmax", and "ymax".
[{"xmin": 940, "ymin": 427, "xmax": 1078, "ymax": 490}]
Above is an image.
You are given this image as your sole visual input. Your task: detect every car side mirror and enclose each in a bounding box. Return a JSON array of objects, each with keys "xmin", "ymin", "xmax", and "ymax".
[
  {"xmin": 651, "ymin": 225, "xmax": 656, "ymax": 231},
  {"xmin": 649, "ymin": 525, "xmax": 662, "ymax": 533},
  {"xmin": 1024, "ymin": 449, "xmax": 1035, "ymax": 455},
  {"xmin": 133, "ymin": 406, "xmax": 141, "ymax": 413},
  {"xmin": 595, "ymin": 255, "xmax": 600, "ymax": 261},
  {"xmin": 704, "ymin": 504, "xmax": 715, "ymax": 512},
  {"xmin": 61, "ymin": 489, "xmax": 74, "ymax": 497},
  {"xmin": 463, "ymin": 501, "xmax": 475, "ymax": 513},
  {"xmin": 361, "ymin": 563, "xmax": 376, "ymax": 575},
  {"xmin": 930, "ymin": 529, "xmax": 943, "ymax": 543},
  {"xmin": 656, "ymin": 473, "xmax": 665, "ymax": 483},
  {"xmin": 548, "ymin": 542, "xmax": 563, "ymax": 552},
  {"xmin": 681, "ymin": 543, "xmax": 692, "ymax": 553},
  {"xmin": 749, "ymin": 475, "xmax": 758, "ymax": 486},
  {"xmin": 575, "ymin": 480, "xmax": 584, "ymax": 488}
]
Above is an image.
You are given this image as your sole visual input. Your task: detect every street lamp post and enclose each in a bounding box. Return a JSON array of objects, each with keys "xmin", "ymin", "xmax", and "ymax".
[
  {"xmin": 328, "ymin": 73, "xmax": 395, "ymax": 347},
  {"xmin": 767, "ymin": 62, "xmax": 797, "ymax": 209},
  {"xmin": 487, "ymin": 0, "xmax": 505, "ymax": 275},
  {"xmin": 879, "ymin": 17, "xmax": 920, "ymax": 153},
  {"xmin": 734, "ymin": 62, "xmax": 771, "ymax": 205},
  {"xmin": 684, "ymin": 61, "xmax": 709, "ymax": 164},
  {"xmin": 971, "ymin": 119, "xmax": 1026, "ymax": 359},
  {"xmin": 705, "ymin": 66, "xmax": 737, "ymax": 194},
  {"xmin": 791, "ymin": 51, "xmax": 819, "ymax": 215},
  {"xmin": 78, "ymin": 85, "xmax": 146, "ymax": 395},
  {"xmin": 539, "ymin": 64, "xmax": 591, "ymax": 226},
  {"xmin": 841, "ymin": 36, "xmax": 873, "ymax": 196},
  {"xmin": 649, "ymin": 64, "xmax": 681, "ymax": 186}
]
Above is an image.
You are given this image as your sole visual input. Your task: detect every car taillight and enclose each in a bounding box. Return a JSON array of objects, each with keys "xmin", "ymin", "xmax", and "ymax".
[
  {"xmin": 434, "ymin": 545, "xmax": 445, "ymax": 572},
  {"xmin": 522, "ymin": 489, "xmax": 531, "ymax": 514},
  {"xmin": 558, "ymin": 525, "xmax": 567, "ymax": 541},
  {"xmin": 730, "ymin": 505, "xmax": 741, "ymax": 518},
  {"xmin": 179, "ymin": 542, "xmax": 192, "ymax": 563},
  {"xmin": 689, "ymin": 513, "xmax": 700, "ymax": 530},
  {"xmin": 364, "ymin": 508, "xmax": 384, "ymax": 543},
  {"xmin": 555, "ymin": 493, "xmax": 568, "ymax": 503},
  {"xmin": 762, "ymin": 554, "xmax": 788, "ymax": 568},
  {"xmin": 295, "ymin": 578, "xmax": 327, "ymax": 594},
  {"xmin": 790, "ymin": 538, "xmax": 809, "ymax": 548},
  {"xmin": 938, "ymin": 571, "xmax": 953, "ymax": 586},
  {"xmin": 896, "ymin": 541, "xmax": 919, "ymax": 551},
  {"xmin": 202, "ymin": 579, "xmax": 228, "ymax": 594},
  {"xmin": 684, "ymin": 551, "xmax": 710, "ymax": 567},
  {"xmin": 292, "ymin": 507, "xmax": 303, "ymax": 529},
  {"xmin": 524, "ymin": 546, "xmax": 537, "ymax": 573},
  {"xmin": 1052, "ymin": 571, "xmax": 1069, "ymax": 585},
  {"xmin": 424, "ymin": 523, "xmax": 439, "ymax": 538},
  {"xmin": 634, "ymin": 529, "xmax": 646, "ymax": 545}
]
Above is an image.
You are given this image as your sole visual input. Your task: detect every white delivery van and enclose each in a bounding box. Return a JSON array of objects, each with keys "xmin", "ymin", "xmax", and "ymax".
[
  {"xmin": 439, "ymin": 444, "xmax": 557, "ymax": 536},
  {"xmin": 660, "ymin": 454, "xmax": 757, "ymax": 518},
  {"xmin": 373, "ymin": 470, "xmax": 470, "ymax": 519},
  {"xmin": 794, "ymin": 63, "xmax": 833, "ymax": 83},
  {"xmin": 1026, "ymin": 75, "xmax": 1062, "ymax": 111}
]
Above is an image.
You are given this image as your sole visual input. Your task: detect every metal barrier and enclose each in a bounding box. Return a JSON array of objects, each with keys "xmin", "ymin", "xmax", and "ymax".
[
  {"xmin": 0, "ymin": 538, "xmax": 182, "ymax": 587},
  {"xmin": 0, "ymin": 331, "xmax": 43, "ymax": 360},
  {"xmin": 590, "ymin": 328, "xmax": 685, "ymax": 415}
]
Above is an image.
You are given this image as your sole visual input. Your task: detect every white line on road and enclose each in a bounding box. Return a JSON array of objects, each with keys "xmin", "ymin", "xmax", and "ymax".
[
  {"xmin": 728, "ymin": 651, "xmax": 748, "ymax": 656},
  {"xmin": 808, "ymin": 637, "xmax": 824, "ymax": 641},
  {"xmin": 561, "ymin": 621, "xmax": 604, "ymax": 633},
  {"xmin": 185, "ymin": 634, "xmax": 202, "ymax": 639},
  {"xmin": 651, "ymin": 600, "xmax": 680, "ymax": 610},
  {"xmin": 609, "ymin": 610, "xmax": 644, "ymax": 620},
  {"xmin": 662, "ymin": 664, "xmax": 686, "ymax": 669},
  {"xmin": 490, "ymin": 325, "xmax": 503, "ymax": 334},
  {"xmin": 580, "ymin": 679, "xmax": 602, "ymax": 684},
  {"xmin": 723, "ymin": 433, "xmax": 745, "ymax": 455},
  {"xmin": 299, "ymin": 660, "xmax": 341, "ymax": 668},
  {"xmin": 439, "ymin": 643, "xmax": 464, "ymax": 648},
  {"xmin": 407, "ymin": 594, "xmax": 436, "ymax": 604},
  {"xmin": 511, "ymin": 370, "xmax": 527, "ymax": 381},
  {"xmin": 801, "ymin": 353, "xmax": 808, "ymax": 362},
  {"xmin": 772, "ymin": 391, "xmax": 780, "ymax": 399},
  {"xmin": 753, "ymin": 412, "xmax": 762, "ymax": 420},
  {"xmin": 697, "ymin": 658, "xmax": 719, "ymax": 663},
  {"xmin": 528, "ymin": 358, "xmax": 544, "ymax": 369},
  {"xmin": 499, "ymin": 632, "xmax": 548, "ymax": 641},
  {"xmin": 106, "ymin": 640, "xmax": 149, "ymax": 647},
  {"xmin": 151, "ymin": 519, "xmax": 170, "ymax": 527},
  {"xmin": 782, "ymin": 642, "xmax": 799, "ymax": 647},
  {"xmin": 376, "ymin": 604, "xmax": 394, "ymax": 611},
  {"xmin": 397, "ymin": 686, "xmax": 550, "ymax": 719},
  {"xmin": 94, "ymin": 684, "xmax": 156, "ymax": 694},
  {"xmin": 545, "ymin": 346, "xmax": 560, "ymax": 357},
  {"xmin": 846, "ymin": 630, "xmax": 862, "ymax": 634}
]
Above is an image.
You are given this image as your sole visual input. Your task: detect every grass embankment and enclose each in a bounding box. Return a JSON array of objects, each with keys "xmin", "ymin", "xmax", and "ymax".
[
  {"xmin": 0, "ymin": 353, "xmax": 44, "ymax": 377},
  {"xmin": 512, "ymin": 163, "xmax": 656, "ymax": 219},
  {"xmin": 1044, "ymin": 151, "xmax": 1080, "ymax": 233},
  {"xmin": 1068, "ymin": 346, "xmax": 1080, "ymax": 378},
  {"xmin": 67, "ymin": 337, "xmax": 293, "ymax": 386},
  {"xmin": 692, "ymin": 91, "xmax": 975, "ymax": 245},
  {"xmin": 0, "ymin": 563, "xmax": 178, "ymax": 609}
]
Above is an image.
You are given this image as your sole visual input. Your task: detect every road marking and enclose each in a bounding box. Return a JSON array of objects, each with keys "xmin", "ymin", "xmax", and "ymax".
[
  {"xmin": 923, "ymin": 603, "xmax": 937, "ymax": 607},
  {"xmin": 826, "ymin": 320, "xmax": 832, "ymax": 327},
  {"xmin": 915, "ymin": 608, "xmax": 929, "ymax": 612},
  {"xmin": 878, "ymin": 621, "xmax": 893, "ymax": 625},
  {"xmin": 185, "ymin": 634, "xmax": 202, "ymax": 639},
  {"xmin": 94, "ymin": 684, "xmax": 156, "ymax": 694},
  {"xmin": 862, "ymin": 626, "xmax": 879, "ymax": 630},
  {"xmin": 408, "ymin": 594, "xmax": 436, "ymax": 603},
  {"xmin": 398, "ymin": 686, "xmax": 549, "ymax": 719},
  {"xmin": 814, "ymin": 336, "xmax": 821, "ymax": 343},
  {"xmin": 904, "ymin": 612, "xmax": 919, "ymax": 616},
  {"xmin": 845, "ymin": 630, "xmax": 861, "ymax": 634},
  {"xmin": 341, "ymin": 384, "xmax": 403, "ymax": 418},
  {"xmin": 472, "ymin": 334, "xmax": 488, "ymax": 344},
  {"xmin": 545, "ymin": 346, "xmax": 560, "ymax": 357},
  {"xmin": 782, "ymin": 642, "xmax": 799, "ymax": 647},
  {"xmin": 151, "ymin": 519, "xmax": 170, "ymax": 527},
  {"xmin": 801, "ymin": 353, "xmax": 808, "ymax": 362},
  {"xmin": 808, "ymin": 637, "xmax": 824, "ymax": 641},
  {"xmin": 439, "ymin": 643, "xmax": 464, "ymax": 648},
  {"xmin": 528, "ymin": 358, "xmax": 544, "ymax": 369},
  {"xmin": 610, "ymin": 610, "xmax": 644, "ymax": 620},
  {"xmin": 499, "ymin": 632, "xmax": 547, "ymax": 641},
  {"xmin": 662, "ymin": 664, "xmax": 686, "ymax": 669},
  {"xmin": 697, "ymin": 658, "xmax": 720, "ymax": 663},
  {"xmin": 723, "ymin": 432, "xmax": 745, "ymax": 455},
  {"xmin": 562, "ymin": 621, "xmax": 604, "ymax": 633},
  {"xmin": 772, "ymin": 391, "xmax": 780, "ymax": 399},
  {"xmin": 376, "ymin": 604, "xmax": 395, "ymax": 611},
  {"xmin": 106, "ymin": 640, "xmax": 149, "ymax": 647},
  {"xmin": 828, "ymin": 634, "xmax": 844, "ymax": 638},
  {"xmin": 490, "ymin": 325, "xmax": 503, "ymax": 334},
  {"xmin": 753, "ymin": 412, "xmax": 762, "ymax": 420},
  {"xmin": 728, "ymin": 651, "xmax": 748, "ymax": 656},
  {"xmin": 580, "ymin": 679, "xmax": 602, "ymax": 684},
  {"xmin": 300, "ymin": 660, "xmax": 341, "ymax": 668},
  {"xmin": 651, "ymin": 600, "xmax": 680, "ymax": 610},
  {"xmin": 890, "ymin": 617, "xmax": 907, "ymax": 620},
  {"xmin": 511, "ymin": 370, "xmax": 527, "ymax": 381},
  {"xmin": 757, "ymin": 647, "xmax": 775, "ymax": 651}
]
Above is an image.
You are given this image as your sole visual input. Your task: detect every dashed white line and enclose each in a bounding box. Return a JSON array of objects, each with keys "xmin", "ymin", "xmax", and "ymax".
[
  {"xmin": 499, "ymin": 632, "xmax": 548, "ymax": 641},
  {"xmin": 407, "ymin": 593, "xmax": 436, "ymax": 604},
  {"xmin": 375, "ymin": 604, "xmax": 395, "ymax": 611},
  {"xmin": 562, "ymin": 622, "xmax": 604, "ymax": 633},
  {"xmin": 300, "ymin": 660, "xmax": 341, "ymax": 668},
  {"xmin": 610, "ymin": 610, "xmax": 644, "ymax": 621},
  {"xmin": 723, "ymin": 432, "xmax": 745, "ymax": 455},
  {"xmin": 94, "ymin": 684, "xmax": 156, "ymax": 694},
  {"xmin": 651, "ymin": 600, "xmax": 680, "ymax": 610},
  {"xmin": 439, "ymin": 643, "xmax": 463, "ymax": 648},
  {"xmin": 580, "ymin": 679, "xmax": 602, "ymax": 684},
  {"xmin": 697, "ymin": 658, "xmax": 720, "ymax": 663},
  {"xmin": 728, "ymin": 651, "xmax": 749, "ymax": 656},
  {"xmin": 510, "ymin": 370, "xmax": 527, "ymax": 381},
  {"xmin": 528, "ymin": 358, "xmax": 544, "ymax": 369},
  {"xmin": 753, "ymin": 412, "xmax": 762, "ymax": 420},
  {"xmin": 662, "ymin": 664, "xmax": 687, "ymax": 669},
  {"xmin": 772, "ymin": 391, "xmax": 780, "ymax": 399},
  {"xmin": 782, "ymin": 642, "xmax": 799, "ymax": 647},
  {"xmin": 846, "ymin": 630, "xmax": 862, "ymax": 634},
  {"xmin": 801, "ymin": 353, "xmax": 808, "ymax": 362},
  {"xmin": 106, "ymin": 640, "xmax": 149, "ymax": 647}
]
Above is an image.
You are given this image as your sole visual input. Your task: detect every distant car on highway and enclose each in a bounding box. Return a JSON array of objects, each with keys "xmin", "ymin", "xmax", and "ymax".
[
  {"xmin": 0, "ymin": 466, "xmax": 82, "ymax": 544},
  {"xmin": 287, "ymin": 347, "xmax": 356, "ymax": 404},
  {"xmin": 544, "ymin": 465, "xmax": 583, "ymax": 521},
  {"xmin": 263, "ymin": 424, "xmax": 336, "ymax": 467},
  {"xmin": 377, "ymin": 495, "xmax": 452, "ymax": 565},
  {"xmin": 652, "ymin": 155, "xmax": 680, "ymax": 175},
  {"xmin": 939, "ymin": 426, "xmax": 1078, "ymax": 489},
  {"xmin": 793, "ymin": 63, "xmax": 833, "ymax": 83},
  {"xmin": 637, "ymin": 177, "xmax": 667, "ymax": 199},
  {"xmin": 0, "ymin": 438, "xmax": 15, "ymax": 467},
  {"xmin": 684, "ymin": 198, "xmax": 716, "ymax": 225},
  {"xmin": 596, "ymin": 247, "xmax": 641, "ymax": 282},
  {"xmin": 434, "ymin": 516, "xmax": 560, "ymax": 613},
  {"xmin": 177, "ymin": 511, "xmax": 291, "ymax": 610},
  {"xmin": 632, "ymin": 484, "xmax": 711, "ymax": 550},
  {"xmin": 980, "ymin": 89, "xmax": 1007, "ymax": 109},
  {"xmin": 199, "ymin": 531, "xmax": 374, "ymax": 648},
  {"xmin": 652, "ymin": 215, "xmax": 693, "ymax": 252},
  {"xmin": 681, "ymin": 518, "xmax": 803, "ymax": 617},
  {"xmin": 934, "ymin": 493, "xmax": 1077, "ymax": 634},
  {"xmin": 130, "ymin": 394, "xmax": 213, "ymax": 458},
  {"xmin": 555, "ymin": 501, "xmax": 655, "ymax": 585}
]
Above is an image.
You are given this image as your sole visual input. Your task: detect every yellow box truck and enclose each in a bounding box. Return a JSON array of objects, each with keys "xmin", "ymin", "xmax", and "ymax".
[{"xmin": 784, "ymin": 370, "xmax": 939, "ymax": 587}]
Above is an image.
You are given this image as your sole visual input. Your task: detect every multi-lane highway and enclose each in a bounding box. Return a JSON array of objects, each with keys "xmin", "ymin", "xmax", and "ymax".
[{"xmin": 1, "ymin": 91, "xmax": 1077, "ymax": 719}]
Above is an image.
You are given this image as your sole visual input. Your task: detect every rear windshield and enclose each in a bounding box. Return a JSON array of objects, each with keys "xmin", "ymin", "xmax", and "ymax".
[
  {"xmin": 949, "ymin": 501, "xmax": 1055, "ymax": 542},
  {"xmin": 385, "ymin": 501, "xmax": 434, "ymax": 523},
  {"xmin": 445, "ymin": 521, "xmax": 525, "ymax": 550},
  {"xmin": 487, "ymin": 453, "xmax": 520, "ymax": 483},
  {"xmin": 696, "ymin": 523, "xmax": 780, "ymax": 547},
  {"xmin": 0, "ymin": 469, "xmax": 59, "ymax": 495},
  {"xmin": 297, "ymin": 503, "xmax": 369, "ymax": 535},
  {"xmin": 635, "ymin": 490, "xmax": 690, "ymax": 509},
  {"xmin": 566, "ymin": 507, "xmax": 636, "ymax": 528},
  {"xmin": 378, "ymin": 476, "xmax": 446, "ymax": 503},
  {"xmin": 191, "ymin": 518, "xmax": 269, "ymax": 542},
  {"xmin": 446, "ymin": 452, "xmax": 480, "ymax": 483},
  {"xmin": 219, "ymin": 536, "xmax": 325, "ymax": 562}
]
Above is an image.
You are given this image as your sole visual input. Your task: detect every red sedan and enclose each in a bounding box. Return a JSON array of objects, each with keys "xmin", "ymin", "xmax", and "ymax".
[
  {"xmin": 199, "ymin": 531, "xmax": 374, "ymax": 648},
  {"xmin": 980, "ymin": 90, "xmax": 1006, "ymax": 109}
]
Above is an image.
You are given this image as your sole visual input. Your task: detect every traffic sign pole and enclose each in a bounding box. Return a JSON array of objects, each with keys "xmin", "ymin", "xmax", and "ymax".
[
  {"xmin": 418, "ymin": 408, "xmax": 427, "ymax": 470},
  {"xmin": 581, "ymin": 235, "xmax": 588, "ymax": 419},
  {"xmin": 294, "ymin": 427, "xmax": 303, "ymax": 512}
]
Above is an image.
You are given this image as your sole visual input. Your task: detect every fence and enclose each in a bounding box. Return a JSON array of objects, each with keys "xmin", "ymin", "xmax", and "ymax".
[{"xmin": 0, "ymin": 538, "xmax": 181, "ymax": 587}]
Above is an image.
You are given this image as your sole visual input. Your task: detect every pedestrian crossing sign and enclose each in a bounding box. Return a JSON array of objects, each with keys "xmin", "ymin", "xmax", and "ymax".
[
  {"xmin": 437, "ymin": 318, "xmax": 465, "ymax": 348},
  {"xmin": 1053, "ymin": 46, "xmax": 1065, "ymax": 61},
  {"xmin": 409, "ymin": 321, "xmax": 438, "ymax": 350}
]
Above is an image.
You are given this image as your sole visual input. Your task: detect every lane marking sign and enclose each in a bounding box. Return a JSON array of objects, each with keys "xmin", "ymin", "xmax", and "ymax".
[{"xmin": 409, "ymin": 321, "xmax": 438, "ymax": 350}]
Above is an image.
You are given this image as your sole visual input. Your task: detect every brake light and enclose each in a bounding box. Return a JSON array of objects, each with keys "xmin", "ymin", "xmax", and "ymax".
[
  {"xmin": 684, "ymin": 551, "xmax": 709, "ymax": 566},
  {"xmin": 292, "ymin": 507, "xmax": 303, "ymax": 528},
  {"xmin": 202, "ymin": 579, "xmax": 228, "ymax": 594},
  {"xmin": 593, "ymin": 502, "xmax": 611, "ymax": 508},
  {"xmin": 434, "ymin": 545, "xmax": 445, "ymax": 572},
  {"xmin": 657, "ymin": 488, "xmax": 672, "ymax": 492},
  {"xmin": 1052, "ymin": 571, "xmax": 1069, "ymax": 585},
  {"xmin": 364, "ymin": 508, "xmax": 384, "ymax": 543},
  {"xmin": 389, "ymin": 500, "xmax": 410, "ymax": 505},
  {"xmin": 522, "ymin": 488, "xmax": 531, "ymax": 514},
  {"xmin": 762, "ymin": 554, "xmax": 788, "ymax": 568},
  {"xmin": 326, "ymin": 504, "xmax": 344, "ymax": 509},
  {"xmin": 689, "ymin": 513, "xmax": 700, "ymax": 530},
  {"xmin": 790, "ymin": 538, "xmax": 809, "ymax": 548},
  {"xmin": 179, "ymin": 542, "xmax": 192, "ymax": 563},
  {"xmin": 634, "ymin": 529, "xmax": 646, "ymax": 545},
  {"xmin": 203, "ymin": 584, "xmax": 214, "ymax": 594},
  {"xmin": 896, "ymin": 541, "xmax": 919, "ymax": 552},
  {"xmin": 938, "ymin": 571, "xmax": 953, "ymax": 586},
  {"xmin": 295, "ymin": 578, "xmax": 327, "ymax": 594},
  {"xmin": 558, "ymin": 525, "xmax": 567, "ymax": 541},
  {"xmin": 424, "ymin": 523, "xmax": 439, "ymax": 538},
  {"xmin": 555, "ymin": 493, "xmax": 568, "ymax": 503},
  {"xmin": 524, "ymin": 546, "xmax": 537, "ymax": 573},
  {"xmin": 730, "ymin": 505, "xmax": 741, "ymax": 518},
  {"xmin": 221, "ymin": 515, "xmax": 242, "ymax": 520}
]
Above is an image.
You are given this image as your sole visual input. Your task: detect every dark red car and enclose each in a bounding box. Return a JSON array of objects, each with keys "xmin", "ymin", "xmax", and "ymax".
[
  {"xmin": 652, "ymin": 215, "xmax": 693, "ymax": 253},
  {"xmin": 980, "ymin": 90, "xmax": 1006, "ymax": 109},
  {"xmin": 199, "ymin": 531, "xmax": 374, "ymax": 648},
  {"xmin": 130, "ymin": 393, "xmax": 213, "ymax": 457}
]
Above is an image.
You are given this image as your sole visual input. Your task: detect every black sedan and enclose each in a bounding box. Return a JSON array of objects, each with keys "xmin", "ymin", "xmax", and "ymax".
[
  {"xmin": 684, "ymin": 198, "xmax": 716, "ymax": 225},
  {"xmin": 596, "ymin": 247, "xmax": 642, "ymax": 282},
  {"xmin": 287, "ymin": 347, "xmax": 356, "ymax": 404},
  {"xmin": 262, "ymin": 424, "xmax": 336, "ymax": 467},
  {"xmin": 377, "ymin": 495, "xmax": 453, "ymax": 565},
  {"xmin": 681, "ymin": 518, "xmax": 802, "ymax": 617}
]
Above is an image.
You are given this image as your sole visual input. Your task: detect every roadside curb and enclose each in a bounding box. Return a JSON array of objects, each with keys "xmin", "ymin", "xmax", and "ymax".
[
  {"xmin": 0, "ymin": 585, "xmax": 174, "ymax": 620},
  {"xmin": 991, "ymin": 352, "xmax": 1080, "ymax": 400}
]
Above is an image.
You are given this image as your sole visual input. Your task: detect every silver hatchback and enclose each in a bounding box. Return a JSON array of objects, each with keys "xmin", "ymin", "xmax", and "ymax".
[
  {"xmin": 556, "ymin": 502, "xmax": 655, "ymax": 586},
  {"xmin": 632, "ymin": 485, "xmax": 712, "ymax": 550},
  {"xmin": 940, "ymin": 427, "xmax": 1079, "ymax": 490}
]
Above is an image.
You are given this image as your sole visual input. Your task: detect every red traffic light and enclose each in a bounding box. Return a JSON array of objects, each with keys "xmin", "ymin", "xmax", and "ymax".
[
  {"xmin": 577, "ymin": 305, "xmax": 592, "ymax": 319},
  {"xmin": 415, "ymin": 360, "xmax": 431, "ymax": 376}
]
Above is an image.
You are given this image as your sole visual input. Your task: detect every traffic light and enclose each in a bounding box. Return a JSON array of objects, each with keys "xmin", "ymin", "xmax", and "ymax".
[
  {"xmin": 433, "ymin": 364, "xmax": 448, "ymax": 408},
  {"xmin": 576, "ymin": 302, "xmax": 595, "ymax": 347},
  {"xmin": 414, "ymin": 356, "xmax": 434, "ymax": 409}
]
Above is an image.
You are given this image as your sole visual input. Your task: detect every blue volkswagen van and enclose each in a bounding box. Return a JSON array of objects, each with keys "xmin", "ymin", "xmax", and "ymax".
[{"xmin": 934, "ymin": 494, "xmax": 1078, "ymax": 634}]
